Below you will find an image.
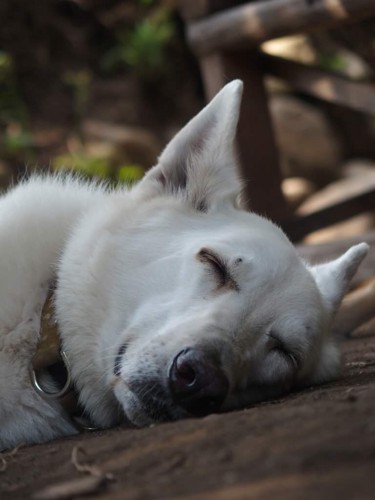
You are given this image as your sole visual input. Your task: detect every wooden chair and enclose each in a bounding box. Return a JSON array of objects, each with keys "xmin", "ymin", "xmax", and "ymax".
[{"xmin": 179, "ymin": 0, "xmax": 375, "ymax": 241}]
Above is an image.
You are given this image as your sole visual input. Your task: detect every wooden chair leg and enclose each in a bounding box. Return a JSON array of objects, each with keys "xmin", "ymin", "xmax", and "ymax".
[{"xmin": 199, "ymin": 49, "xmax": 289, "ymax": 222}]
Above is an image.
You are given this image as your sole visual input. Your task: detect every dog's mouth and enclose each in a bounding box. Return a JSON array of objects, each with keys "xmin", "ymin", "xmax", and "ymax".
[
  {"xmin": 113, "ymin": 343, "xmax": 184, "ymax": 423},
  {"xmin": 126, "ymin": 378, "xmax": 180, "ymax": 422}
]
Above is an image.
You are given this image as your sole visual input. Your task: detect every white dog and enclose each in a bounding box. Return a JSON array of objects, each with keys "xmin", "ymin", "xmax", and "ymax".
[{"xmin": 0, "ymin": 81, "xmax": 368, "ymax": 450}]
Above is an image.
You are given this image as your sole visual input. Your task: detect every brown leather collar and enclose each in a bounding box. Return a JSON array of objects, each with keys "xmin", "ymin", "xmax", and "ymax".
[
  {"xmin": 29, "ymin": 288, "xmax": 96, "ymax": 430},
  {"xmin": 31, "ymin": 288, "xmax": 62, "ymax": 372}
]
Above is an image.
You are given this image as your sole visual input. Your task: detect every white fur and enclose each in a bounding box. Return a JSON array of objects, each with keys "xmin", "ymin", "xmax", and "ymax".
[{"xmin": 0, "ymin": 81, "xmax": 368, "ymax": 449}]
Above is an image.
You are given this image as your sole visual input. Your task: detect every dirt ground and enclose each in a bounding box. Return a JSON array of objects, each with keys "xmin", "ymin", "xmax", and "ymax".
[{"xmin": 1, "ymin": 332, "xmax": 375, "ymax": 499}]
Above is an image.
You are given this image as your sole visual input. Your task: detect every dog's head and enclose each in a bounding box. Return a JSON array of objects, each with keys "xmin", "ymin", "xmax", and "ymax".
[{"xmin": 61, "ymin": 81, "xmax": 368, "ymax": 427}]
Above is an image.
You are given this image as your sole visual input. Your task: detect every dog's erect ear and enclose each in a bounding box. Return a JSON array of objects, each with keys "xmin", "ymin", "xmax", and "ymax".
[
  {"xmin": 137, "ymin": 80, "xmax": 243, "ymax": 210},
  {"xmin": 310, "ymin": 243, "xmax": 369, "ymax": 314}
]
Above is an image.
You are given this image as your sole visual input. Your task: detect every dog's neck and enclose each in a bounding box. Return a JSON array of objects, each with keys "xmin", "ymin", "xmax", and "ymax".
[{"xmin": 30, "ymin": 289, "xmax": 94, "ymax": 429}]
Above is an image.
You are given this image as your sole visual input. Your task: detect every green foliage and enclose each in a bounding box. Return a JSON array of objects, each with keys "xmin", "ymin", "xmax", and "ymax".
[
  {"xmin": 3, "ymin": 126, "xmax": 34, "ymax": 156},
  {"xmin": 117, "ymin": 164, "xmax": 144, "ymax": 185},
  {"xmin": 53, "ymin": 152, "xmax": 144, "ymax": 185},
  {"xmin": 0, "ymin": 51, "xmax": 28, "ymax": 127},
  {"xmin": 101, "ymin": 7, "xmax": 174, "ymax": 80},
  {"xmin": 319, "ymin": 52, "xmax": 346, "ymax": 73},
  {"xmin": 0, "ymin": 51, "xmax": 33, "ymax": 164},
  {"xmin": 53, "ymin": 151, "xmax": 110, "ymax": 179},
  {"xmin": 63, "ymin": 70, "xmax": 92, "ymax": 137},
  {"xmin": 138, "ymin": 0, "xmax": 155, "ymax": 5}
]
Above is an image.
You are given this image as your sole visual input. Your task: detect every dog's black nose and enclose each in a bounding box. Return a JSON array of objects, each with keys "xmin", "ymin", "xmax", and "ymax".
[{"xmin": 169, "ymin": 348, "xmax": 229, "ymax": 416}]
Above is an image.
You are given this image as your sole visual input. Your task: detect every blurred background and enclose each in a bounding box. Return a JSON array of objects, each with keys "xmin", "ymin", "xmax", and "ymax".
[
  {"xmin": 1, "ymin": 0, "xmax": 375, "ymax": 243},
  {"xmin": 0, "ymin": 0, "xmax": 202, "ymax": 185}
]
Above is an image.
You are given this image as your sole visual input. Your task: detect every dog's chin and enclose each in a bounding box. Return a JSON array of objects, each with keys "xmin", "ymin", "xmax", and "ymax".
[{"xmin": 113, "ymin": 381, "xmax": 185, "ymax": 427}]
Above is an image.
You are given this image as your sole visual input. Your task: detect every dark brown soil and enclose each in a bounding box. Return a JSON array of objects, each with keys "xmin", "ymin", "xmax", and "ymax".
[{"xmin": 1, "ymin": 334, "xmax": 375, "ymax": 500}]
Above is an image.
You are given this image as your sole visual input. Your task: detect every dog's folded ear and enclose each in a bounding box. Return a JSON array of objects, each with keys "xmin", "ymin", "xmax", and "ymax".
[
  {"xmin": 136, "ymin": 80, "xmax": 243, "ymax": 210},
  {"xmin": 309, "ymin": 242, "xmax": 369, "ymax": 315}
]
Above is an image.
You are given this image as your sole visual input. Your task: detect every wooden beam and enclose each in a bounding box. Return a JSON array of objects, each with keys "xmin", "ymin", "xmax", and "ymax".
[
  {"xmin": 178, "ymin": 0, "xmax": 208, "ymax": 20},
  {"xmin": 188, "ymin": 0, "xmax": 375, "ymax": 55},
  {"xmin": 297, "ymin": 231, "xmax": 375, "ymax": 286},
  {"xmin": 200, "ymin": 50, "xmax": 289, "ymax": 221},
  {"xmin": 178, "ymin": 0, "xmax": 245, "ymax": 21},
  {"xmin": 261, "ymin": 54, "xmax": 375, "ymax": 116},
  {"xmin": 284, "ymin": 187, "xmax": 375, "ymax": 241},
  {"xmin": 333, "ymin": 277, "xmax": 375, "ymax": 337},
  {"xmin": 331, "ymin": 22, "xmax": 375, "ymax": 74}
]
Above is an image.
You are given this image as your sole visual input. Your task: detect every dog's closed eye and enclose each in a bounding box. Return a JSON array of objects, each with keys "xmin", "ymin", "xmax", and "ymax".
[
  {"xmin": 197, "ymin": 248, "xmax": 239, "ymax": 291},
  {"xmin": 268, "ymin": 331, "xmax": 299, "ymax": 370}
]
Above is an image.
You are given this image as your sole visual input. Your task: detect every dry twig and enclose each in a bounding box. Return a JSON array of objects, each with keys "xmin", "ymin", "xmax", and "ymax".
[
  {"xmin": 0, "ymin": 443, "xmax": 24, "ymax": 472},
  {"xmin": 71, "ymin": 444, "xmax": 114, "ymax": 480},
  {"xmin": 33, "ymin": 445, "xmax": 114, "ymax": 500},
  {"xmin": 33, "ymin": 475, "xmax": 108, "ymax": 500}
]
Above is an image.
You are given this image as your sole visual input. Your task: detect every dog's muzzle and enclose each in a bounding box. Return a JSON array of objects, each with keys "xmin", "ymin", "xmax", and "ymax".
[{"xmin": 169, "ymin": 347, "xmax": 229, "ymax": 416}]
